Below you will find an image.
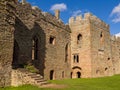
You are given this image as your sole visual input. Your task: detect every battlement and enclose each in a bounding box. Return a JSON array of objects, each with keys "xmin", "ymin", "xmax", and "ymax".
[
  {"xmin": 69, "ymin": 12, "xmax": 109, "ymax": 28},
  {"xmin": 69, "ymin": 12, "xmax": 92, "ymax": 23},
  {"xmin": 111, "ymin": 35, "xmax": 120, "ymax": 42}
]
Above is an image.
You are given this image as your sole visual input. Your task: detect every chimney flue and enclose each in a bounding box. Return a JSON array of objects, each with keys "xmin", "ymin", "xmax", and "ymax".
[
  {"xmin": 22, "ymin": 0, "xmax": 26, "ymax": 4},
  {"xmin": 55, "ymin": 9, "xmax": 60, "ymax": 19}
]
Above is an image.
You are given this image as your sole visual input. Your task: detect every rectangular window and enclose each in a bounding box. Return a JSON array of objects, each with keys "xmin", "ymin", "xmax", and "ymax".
[{"xmin": 73, "ymin": 54, "xmax": 79, "ymax": 63}]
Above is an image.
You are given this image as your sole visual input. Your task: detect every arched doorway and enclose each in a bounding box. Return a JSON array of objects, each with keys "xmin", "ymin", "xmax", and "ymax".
[
  {"xmin": 71, "ymin": 66, "xmax": 82, "ymax": 78},
  {"xmin": 50, "ymin": 70, "xmax": 54, "ymax": 80},
  {"xmin": 77, "ymin": 72, "xmax": 81, "ymax": 78}
]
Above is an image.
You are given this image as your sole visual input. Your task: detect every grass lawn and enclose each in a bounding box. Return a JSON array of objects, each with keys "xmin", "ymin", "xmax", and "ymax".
[{"xmin": 1, "ymin": 75, "xmax": 120, "ymax": 90}]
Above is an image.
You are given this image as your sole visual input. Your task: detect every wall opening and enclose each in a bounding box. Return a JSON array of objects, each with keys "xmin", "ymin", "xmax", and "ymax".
[
  {"xmin": 73, "ymin": 54, "xmax": 79, "ymax": 63},
  {"xmin": 62, "ymin": 71, "xmax": 64, "ymax": 78},
  {"xmin": 72, "ymin": 67, "xmax": 82, "ymax": 78},
  {"xmin": 12, "ymin": 40, "xmax": 20, "ymax": 69},
  {"xmin": 50, "ymin": 70, "xmax": 54, "ymax": 80},
  {"xmin": 100, "ymin": 32, "xmax": 104, "ymax": 44},
  {"xmin": 96, "ymin": 70, "xmax": 100, "ymax": 74},
  {"xmin": 77, "ymin": 34, "xmax": 82, "ymax": 45},
  {"xmin": 77, "ymin": 72, "xmax": 81, "ymax": 78},
  {"xmin": 105, "ymin": 67, "xmax": 108, "ymax": 71},
  {"xmin": 65, "ymin": 43, "xmax": 69, "ymax": 62},
  {"xmin": 49, "ymin": 36, "xmax": 55, "ymax": 45},
  {"xmin": 32, "ymin": 36, "xmax": 39, "ymax": 60},
  {"xmin": 100, "ymin": 32, "xmax": 103, "ymax": 38},
  {"xmin": 108, "ymin": 57, "xmax": 110, "ymax": 60},
  {"xmin": 71, "ymin": 72, "xmax": 73, "ymax": 78}
]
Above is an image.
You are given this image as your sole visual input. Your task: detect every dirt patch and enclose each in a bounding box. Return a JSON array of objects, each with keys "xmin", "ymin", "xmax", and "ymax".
[{"xmin": 40, "ymin": 84, "xmax": 67, "ymax": 89}]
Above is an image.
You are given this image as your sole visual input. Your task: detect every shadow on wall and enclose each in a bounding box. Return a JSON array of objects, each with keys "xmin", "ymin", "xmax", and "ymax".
[
  {"xmin": 31, "ymin": 22, "xmax": 46, "ymax": 76},
  {"xmin": 12, "ymin": 16, "xmax": 46, "ymax": 76}
]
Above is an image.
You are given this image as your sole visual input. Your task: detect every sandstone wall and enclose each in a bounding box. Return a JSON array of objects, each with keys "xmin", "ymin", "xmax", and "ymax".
[
  {"xmin": 90, "ymin": 14, "xmax": 113, "ymax": 77},
  {"xmin": 69, "ymin": 13, "xmax": 114, "ymax": 78},
  {"xmin": 11, "ymin": 69, "xmax": 43, "ymax": 86},
  {"xmin": 111, "ymin": 36, "xmax": 120, "ymax": 74},
  {"xmin": 0, "ymin": 0, "xmax": 16, "ymax": 87},
  {"xmin": 69, "ymin": 13, "xmax": 92, "ymax": 78}
]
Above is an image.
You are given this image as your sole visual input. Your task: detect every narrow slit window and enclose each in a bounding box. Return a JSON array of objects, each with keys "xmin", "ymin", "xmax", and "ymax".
[
  {"xmin": 32, "ymin": 37, "xmax": 39, "ymax": 60},
  {"xmin": 65, "ymin": 43, "xmax": 69, "ymax": 62}
]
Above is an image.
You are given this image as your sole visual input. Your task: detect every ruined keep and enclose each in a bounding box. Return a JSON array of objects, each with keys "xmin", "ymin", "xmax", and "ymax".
[
  {"xmin": 69, "ymin": 13, "xmax": 113, "ymax": 78},
  {"xmin": 0, "ymin": 0, "xmax": 120, "ymax": 87}
]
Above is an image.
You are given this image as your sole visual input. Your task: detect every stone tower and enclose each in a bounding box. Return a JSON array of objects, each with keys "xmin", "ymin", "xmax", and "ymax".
[{"xmin": 69, "ymin": 13, "xmax": 113, "ymax": 78}]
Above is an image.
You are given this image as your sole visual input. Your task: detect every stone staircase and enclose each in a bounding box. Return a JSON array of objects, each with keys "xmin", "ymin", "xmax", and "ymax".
[
  {"xmin": 27, "ymin": 73, "xmax": 49, "ymax": 86},
  {"xmin": 11, "ymin": 68, "xmax": 50, "ymax": 87}
]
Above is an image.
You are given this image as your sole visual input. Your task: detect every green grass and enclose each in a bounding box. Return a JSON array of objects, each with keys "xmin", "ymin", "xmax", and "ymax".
[
  {"xmin": 50, "ymin": 75, "xmax": 120, "ymax": 90},
  {"xmin": 24, "ymin": 65, "xmax": 39, "ymax": 73},
  {"xmin": 1, "ymin": 75, "xmax": 120, "ymax": 90}
]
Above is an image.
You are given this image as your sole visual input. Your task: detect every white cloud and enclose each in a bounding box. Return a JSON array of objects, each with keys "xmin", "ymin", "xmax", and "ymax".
[
  {"xmin": 110, "ymin": 3, "xmax": 120, "ymax": 23},
  {"xmin": 115, "ymin": 32, "xmax": 120, "ymax": 37},
  {"xmin": 50, "ymin": 3, "xmax": 67, "ymax": 11},
  {"xmin": 72, "ymin": 10, "xmax": 82, "ymax": 17},
  {"xmin": 112, "ymin": 18, "xmax": 120, "ymax": 23}
]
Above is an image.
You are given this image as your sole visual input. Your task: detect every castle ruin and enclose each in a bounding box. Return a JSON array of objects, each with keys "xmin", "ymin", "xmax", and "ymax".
[{"xmin": 0, "ymin": 0, "xmax": 120, "ymax": 87}]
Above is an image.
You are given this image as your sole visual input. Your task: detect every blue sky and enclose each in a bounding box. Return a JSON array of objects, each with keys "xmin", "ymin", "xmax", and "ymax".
[{"xmin": 26, "ymin": 0, "xmax": 120, "ymax": 35}]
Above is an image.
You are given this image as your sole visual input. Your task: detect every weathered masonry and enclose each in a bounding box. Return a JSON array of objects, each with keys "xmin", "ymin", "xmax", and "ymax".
[{"xmin": 0, "ymin": 0, "xmax": 120, "ymax": 87}]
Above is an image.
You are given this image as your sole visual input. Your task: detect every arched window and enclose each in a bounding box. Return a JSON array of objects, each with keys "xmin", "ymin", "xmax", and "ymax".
[
  {"xmin": 49, "ymin": 36, "xmax": 55, "ymax": 45},
  {"xmin": 32, "ymin": 36, "xmax": 39, "ymax": 60},
  {"xmin": 77, "ymin": 34, "xmax": 82, "ymax": 46}
]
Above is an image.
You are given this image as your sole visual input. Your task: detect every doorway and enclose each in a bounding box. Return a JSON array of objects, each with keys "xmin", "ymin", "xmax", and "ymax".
[
  {"xmin": 77, "ymin": 72, "xmax": 81, "ymax": 78},
  {"xmin": 50, "ymin": 70, "xmax": 54, "ymax": 80}
]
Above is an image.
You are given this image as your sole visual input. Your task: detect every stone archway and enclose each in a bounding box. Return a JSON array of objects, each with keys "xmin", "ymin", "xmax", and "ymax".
[{"xmin": 71, "ymin": 66, "xmax": 82, "ymax": 78}]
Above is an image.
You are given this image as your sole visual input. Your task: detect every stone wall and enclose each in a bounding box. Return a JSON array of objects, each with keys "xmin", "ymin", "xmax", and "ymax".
[
  {"xmin": 69, "ymin": 13, "xmax": 114, "ymax": 78},
  {"xmin": 1, "ymin": 0, "xmax": 120, "ymax": 87},
  {"xmin": 12, "ymin": 2, "xmax": 71, "ymax": 80},
  {"xmin": 69, "ymin": 13, "xmax": 92, "ymax": 78},
  {"xmin": 0, "ymin": 0, "xmax": 16, "ymax": 87},
  {"xmin": 11, "ymin": 69, "xmax": 43, "ymax": 86},
  {"xmin": 111, "ymin": 36, "xmax": 120, "ymax": 74},
  {"xmin": 11, "ymin": 69, "xmax": 31, "ymax": 86},
  {"xmin": 89, "ymin": 13, "xmax": 113, "ymax": 77}
]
